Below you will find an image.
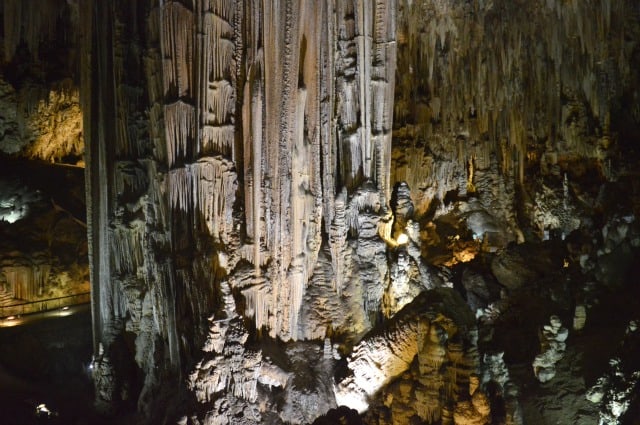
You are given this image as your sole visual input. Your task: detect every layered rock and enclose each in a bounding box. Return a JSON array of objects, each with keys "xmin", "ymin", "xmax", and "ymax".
[
  {"xmin": 0, "ymin": 167, "xmax": 88, "ymax": 316},
  {"xmin": 353, "ymin": 289, "xmax": 479, "ymax": 425}
]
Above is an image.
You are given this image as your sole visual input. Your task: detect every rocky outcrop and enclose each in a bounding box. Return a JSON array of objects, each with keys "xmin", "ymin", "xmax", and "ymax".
[
  {"xmin": 354, "ymin": 289, "xmax": 478, "ymax": 424},
  {"xmin": 76, "ymin": 0, "xmax": 398, "ymax": 421},
  {"xmin": 0, "ymin": 0, "xmax": 83, "ymax": 164},
  {"xmin": 76, "ymin": 0, "xmax": 640, "ymax": 421},
  {"xmin": 0, "ymin": 77, "xmax": 83, "ymax": 163},
  {"xmin": 587, "ymin": 321, "xmax": 640, "ymax": 425}
]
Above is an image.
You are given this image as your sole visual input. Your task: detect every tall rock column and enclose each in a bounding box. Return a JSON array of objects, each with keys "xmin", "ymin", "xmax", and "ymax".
[
  {"xmin": 82, "ymin": 0, "xmax": 398, "ymax": 422},
  {"xmin": 81, "ymin": 0, "xmax": 181, "ymax": 417}
]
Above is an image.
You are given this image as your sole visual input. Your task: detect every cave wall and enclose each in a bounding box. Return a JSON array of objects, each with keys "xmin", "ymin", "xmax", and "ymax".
[
  {"xmin": 0, "ymin": 1, "xmax": 88, "ymax": 316},
  {"xmin": 73, "ymin": 0, "xmax": 640, "ymax": 423}
]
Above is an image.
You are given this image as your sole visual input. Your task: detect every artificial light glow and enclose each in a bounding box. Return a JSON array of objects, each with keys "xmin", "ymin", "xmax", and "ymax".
[
  {"xmin": 396, "ymin": 233, "xmax": 409, "ymax": 245},
  {"xmin": 88, "ymin": 356, "xmax": 96, "ymax": 373},
  {"xmin": 333, "ymin": 383, "xmax": 369, "ymax": 413},
  {"xmin": 36, "ymin": 404, "xmax": 50, "ymax": 414},
  {"xmin": 2, "ymin": 210, "xmax": 22, "ymax": 223},
  {"xmin": 35, "ymin": 403, "xmax": 56, "ymax": 418},
  {"xmin": 0, "ymin": 198, "xmax": 28, "ymax": 223},
  {"xmin": 0, "ymin": 315, "xmax": 25, "ymax": 327}
]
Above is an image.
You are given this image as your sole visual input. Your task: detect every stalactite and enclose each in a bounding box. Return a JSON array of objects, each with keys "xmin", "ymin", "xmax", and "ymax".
[
  {"xmin": 205, "ymin": 80, "xmax": 234, "ymax": 126},
  {"xmin": 167, "ymin": 157, "xmax": 236, "ymax": 242},
  {"xmin": 202, "ymin": 11, "xmax": 234, "ymax": 83},
  {"xmin": 3, "ymin": 265, "xmax": 51, "ymax": 301},
  {"xmin": 388, "ymin": 0, "xmax": 632, "ymax": 246},
  {"xmin": 347, "ymin": 184, "xmax": 383, "ymax": 235},
  {"xmin": 329, "ymin": 189, "xmax": 349, "ymax": 295},
  {"xmin": 192, "ymin": 157, "xmax": 237, "ymax": 242},
  {"xmin": 2, "ymin": 0, "xmax": 64, "ymax": 62},
  {"xmin": 22, "ymin": 82, "xmax": 84, "ymax": 163},
  {"xmin": 168, "ymin": 166, "xmax": 192, "ymax": 212},
  {"xmin": 165, "ymin": 100, "xmax": 195, "ymax": 166},
  {"xmin": 110, "ymin": 222, "xmax": 145, "ymax": 276},
  {"xmin": 87, "ymin": 0, "xmax": 401, "ymax": 419},
  {"xmin": 201, "ymin": 124, "xmax": 234, "ymax": 156},
  {"xmin": 241, "ymin": 278, "xmax": 271, "ymax": 334},
  {"xmin": 114, "ymin": 161, "xmax": 148, "ymax": 201},
  {"xmin": 161, "ymin": 1, "xmax": 194, "ymax": 98}
]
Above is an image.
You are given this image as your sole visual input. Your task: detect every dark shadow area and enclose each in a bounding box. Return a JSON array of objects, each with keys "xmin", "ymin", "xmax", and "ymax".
[
  {"xmin": 0, "ymin": 306, "xmax": 108, "ymax": 425},
  {"xmin": 0, "ymin": 153, "xmax": 86, "ymax": 224}
]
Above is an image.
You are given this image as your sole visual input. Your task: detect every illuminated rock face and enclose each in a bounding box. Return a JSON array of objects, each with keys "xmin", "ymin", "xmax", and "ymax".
[
  {"xmin": 80, "ymin": 0, "xmax": 397, "ymax": 421},
  {"xmin": 0, "ymin": 0, "xmax": 83, "ymax": 164},
  {"xmin": 0, "ymin": 77, "xmax": 83, "ymax": 164},
  {"xmin": 348, "ymin": 290, "xmax": 478, "ymax": 424},
  {"xmin": 9, "ymin": 0, "xmax": 634, "ymax": 423}
]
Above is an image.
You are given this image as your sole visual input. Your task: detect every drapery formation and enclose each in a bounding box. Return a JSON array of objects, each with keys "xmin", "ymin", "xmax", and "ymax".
[{"xmin": 81, "ymin": 0, "xmax": 397, "ymax": 415}]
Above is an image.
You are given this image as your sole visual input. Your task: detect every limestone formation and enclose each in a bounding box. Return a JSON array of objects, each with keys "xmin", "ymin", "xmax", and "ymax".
[
  {"xmin": 1, "ymin": 0, "xmax": 639, "ymax": 424},
  {"xmin": 532, "ymin": 316, "xmax": 569, "ymax": 383}
]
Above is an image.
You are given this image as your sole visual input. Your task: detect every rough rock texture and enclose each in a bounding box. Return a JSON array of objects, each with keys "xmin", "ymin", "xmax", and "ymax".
[
  {"xmin": 356, "ymin": 290, "xmax": 479, "ymax": 425},
  {"xmin": 0, "ymin": 76, "xmax": 83, "ymax": 163},
  {"xmin": 78, "ymin": 0, "xmax": 398, "ymax": 422},
  {"xmin": 0, "ymin": 1, "xmax": 83, "ymax": 164},
  {"xmin": 532, "ymin": 316, "xmax": 569, "ymax": 383},
  {"xmin": 0, "ymin": 0, "xmax": 88, "ymax": 308},
  {"xmin": 84, "ymin": 0, "xmax": 640, "ymax": 422},
  {"xmin": 4, "ymin": 0, "xmax": 640, "ymax": 424},
  {"xmin": 582, "ymin": 320, "xmax": 640, "ymax": 425}
]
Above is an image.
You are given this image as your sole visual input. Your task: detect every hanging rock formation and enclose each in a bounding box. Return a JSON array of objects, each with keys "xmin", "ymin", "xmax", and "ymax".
[
  {"xmin": 1, "ymin": 0, "xmax": 637, "ymax": 424},
  {"xmin": 78, "ymin": 0, "xmax": 399, "ymax": 421}
]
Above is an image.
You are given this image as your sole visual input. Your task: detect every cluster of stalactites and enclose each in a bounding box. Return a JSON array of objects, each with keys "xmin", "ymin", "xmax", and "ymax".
[
  {"xmin": 226, "ymin": 0, "xmax": 397, "ymax": 341},
  {"xmin": 2, "ymin": 0, "xmax": 71, "ymax": 63},
  {"xmin": 396, "ymin": 0, "xmax": 630, "ymax": 181},
  {"xmin": 158, "ymin": 0, "xmax": 240, "ymax": 248},
  {"xmin": 160, "ymin": 0, "xmax": 237, "ymax": 166},
  {"xmin": 115, "ymin": 0, "xmax": 399, "ymax": 351},
  {"xmin": 2, "ymin": 264, "xmax": 51, "ymax": 301}
]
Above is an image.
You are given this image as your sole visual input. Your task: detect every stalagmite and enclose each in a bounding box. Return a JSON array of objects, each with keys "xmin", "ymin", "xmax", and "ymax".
[
  {"xmin": 165, "ymin": 101, "xmax": 195, "ymax": 167},
  {"xmin": 532, "ymin": 316, "xmax": 569, "ymax": 382}
]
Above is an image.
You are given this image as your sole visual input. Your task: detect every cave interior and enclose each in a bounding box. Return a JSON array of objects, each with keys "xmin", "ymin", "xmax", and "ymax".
[{"xmin": 0, "ymin": 1, "xmax": 639, "ymax": 424}]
